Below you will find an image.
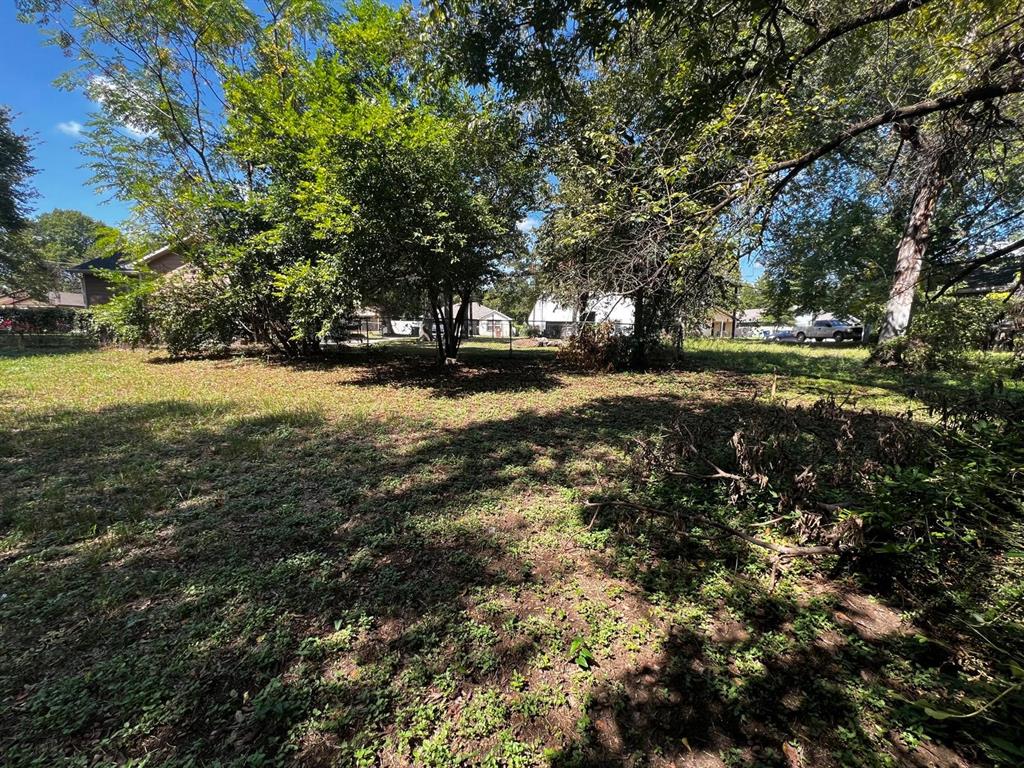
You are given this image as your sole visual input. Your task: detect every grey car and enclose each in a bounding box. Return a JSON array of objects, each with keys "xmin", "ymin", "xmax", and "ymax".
[{"xmin": 794, "ymin": 319, "xmax": 863, "ymax": 343}]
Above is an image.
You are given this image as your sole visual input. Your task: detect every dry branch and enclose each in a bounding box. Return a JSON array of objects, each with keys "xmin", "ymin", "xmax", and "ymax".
[{"xmin": 584, "ymin": 499, "xmax": 840, "ymax": 557}]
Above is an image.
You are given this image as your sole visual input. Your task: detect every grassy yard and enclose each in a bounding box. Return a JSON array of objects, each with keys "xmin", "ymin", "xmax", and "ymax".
[{"xmin": 0, "ymin": 341, "xmax": 1020, "ymax": 767}]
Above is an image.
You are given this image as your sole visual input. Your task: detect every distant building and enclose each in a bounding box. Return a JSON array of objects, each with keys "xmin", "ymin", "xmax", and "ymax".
[
  {"xmin": 417, "ymin": 302, "xmax": 515, "ymax": 338},
  {"xmin": 527, "ymin": 295, "xmax": 635, "ymax": 337},
  {"xmin": 68, "ymin": 245, "xmax": 186, "ymax": 307},
  {"xmin": 451, "ymin": 302, "xmax": 516, "ymax": 338},
  {"xmin": 353, "ymin": 302, "xmax": 516, "ymax": 339},
  {"xmin": 953, "ymin": 241, "xmax": 1023, "ymax": 296},
  {"xmin": 528, "ymin": 294, "xmax": 736, "ymax": 338}
]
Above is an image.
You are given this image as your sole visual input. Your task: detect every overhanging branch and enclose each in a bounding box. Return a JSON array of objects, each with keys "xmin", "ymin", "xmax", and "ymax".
[{"xmin": 930, "ymin": 235, "xmax": 1024, "ymax": 299}]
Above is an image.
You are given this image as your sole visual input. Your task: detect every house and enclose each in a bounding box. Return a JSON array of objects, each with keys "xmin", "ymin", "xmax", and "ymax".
[
  {"xmin": 452, "ymin": 302, "xmax": 516, "ymax": 338},
  {"xmin": 140, "ymin": 243, "xmax": 187, "ymax": 275},
  {"xmin": 734, "ymin": 308, "xmax": 796, "ymax": 338},
  {"xmin": 949, "ymin": 242, "xmax": 1023, "ymax": 346},
  {"xmin": 528, "ymin": 294, "xmax": 736, "ymax": 337},
  {"xmin": 69, "ymin": 245, "xmax": 185, "ymax": 307},
  {"xmin": 528, "ymin": 295, "xmax": 635, "ymax": 337},
  {"xmin": 350, "ymin": 307, "xmax": 423, "ymax": 337},
  {"xmin": 953, "ymin": 241, "xmax": 1023, "ymax": 296},
  {"xmin": 351, "ymin": 302, "xmax": 515, "ymax": 339},
  {"xmin": 705, "ymin": 308, "xmax": 736, "ymax": 338},
  {"xmin": 68, "ymin": 253, "xmax": 136, "ymax": 307},
  {"xmin": 422, "ymin": 302, "xmax": 516, "ymax": 338},
  {"xmin": 793, "ymin": 311, "xmax": 860, "ymax": 328}
]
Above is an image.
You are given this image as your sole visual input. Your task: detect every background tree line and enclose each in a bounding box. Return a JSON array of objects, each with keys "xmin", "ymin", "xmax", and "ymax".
[{"xmin": 7, "ymin": 0, "xmax": 1024, "ymax": 365}]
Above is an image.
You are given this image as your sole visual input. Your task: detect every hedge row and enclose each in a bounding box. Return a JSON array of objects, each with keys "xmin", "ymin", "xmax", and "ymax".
[{"xmin": 0, "ymin": 307, "xmax": 92, "ymax": 335}]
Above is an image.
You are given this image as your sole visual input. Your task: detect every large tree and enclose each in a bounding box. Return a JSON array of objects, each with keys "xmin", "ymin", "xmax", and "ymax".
[
  {"xmin": 30, "ymin": 209, "xmax": 109, "ymax": 267},
  {"xmin": 20, "ymin": 0, "xmax": 535, "ymax": 359},
  {"xmin": 0, "ymin": 106, "xmax": 40, "ymax": 295},
  {"xmin": 430, "ymin": 1, "xmax": 1024, "ymax": 343},
  {"xmin": 212, "ymin": 1, "xmax": 535, "ymax": 358},
  {"xmin": 26, "ymin": 208, "xmax": 121, "ymax": 292}
]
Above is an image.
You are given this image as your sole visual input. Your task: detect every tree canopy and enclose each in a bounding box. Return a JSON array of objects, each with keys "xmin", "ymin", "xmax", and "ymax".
[
  {"xmin": 17, "ymin": 0, "xmax": 1024, "ymax": 359},
  {"xmin": 0, "ymin": 105, "xmax": 40, "ymax": 295}
]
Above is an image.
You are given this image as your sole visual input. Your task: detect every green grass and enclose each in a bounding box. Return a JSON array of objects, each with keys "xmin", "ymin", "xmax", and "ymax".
[{"xmin": 0, "ymin": 341, "xmax": 1020, "ymax": 767}]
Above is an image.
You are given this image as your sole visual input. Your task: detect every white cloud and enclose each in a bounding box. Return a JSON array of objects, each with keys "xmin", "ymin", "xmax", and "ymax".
[
  {"xmin": 516, "ymin": 212, "xmax": 543, "ymax": 233},
  {"xmin": 56, "ymin": 121, "xmax": 83, "ymax": 136},
  {"xmin": 86, "ymin": 75, "xmax": 157, "ymax": 140}
]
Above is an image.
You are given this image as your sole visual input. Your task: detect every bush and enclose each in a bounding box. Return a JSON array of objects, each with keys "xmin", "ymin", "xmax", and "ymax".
[
  {"xmin": 89, "ymin": 282, "xmax": 158, "ymax": 347},
  {"xmin": 623, "ymin": 392, "xmax": 1024, "ymax": 761},
  {"xmin": 89, "ymin": 271, "xmax": 237, "ymax": 356},
  {"xmin": 0, "ymin": 306, "xmax": 91, "ymax": 334},
  {"xmin": 871, "ymin": 296, "xmax": 1003, "ymax": 372},
  {"xmin": 869, "ymin": 335, "xmax": 934, "ymax": 373},
  {"xmin": 150, "ymin": 271, "xmax": 237, "ymax": 357},
  {"xmin": 557, "ymin": 321, "xmax": 628, "ymax": 370}
]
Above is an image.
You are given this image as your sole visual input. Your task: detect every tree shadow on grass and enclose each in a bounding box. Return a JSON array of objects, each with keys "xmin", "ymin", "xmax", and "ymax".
[
  {"xmin": 349, "ymin": 355, "xmax": 566, "ymax": 398},
  {"xmin": 2, "ymin": 394, "xmax": 676, "ymax": 764},
  {"xmin": 258, "ymin": 343, "xmax": 568, "ymax": 398},
  {"xmin": 0, "ymin": 343, "xmax": 97, "ymax": 358},
  {"xmin": 0, "ymin": 391, "xmax": 1014, "ymax": 766}
]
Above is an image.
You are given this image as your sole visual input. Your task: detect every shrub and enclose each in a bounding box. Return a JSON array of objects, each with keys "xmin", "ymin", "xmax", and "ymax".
[
  {"xmin": 150, "ymin": 271, "xmax": 237, "ymax": 357},
  {"xmin": 1007, "ymin": 294, "xmax": 1024, "ymax": 376},
  {"xmin": 869, "ymin": 335, "xmax": 934, "ymax": 373},
  {"xmin": 620, "ymin": 392, "xmax": 1024, "ymax": 759},
  {"xmin": 89, "ymin": 271, "xmax": 237, "ymax": 356},
  {"xmin": 89, "ymin": 280, "xmax": 158, "ymax": 347},
  {"xmin": 557, "ymin": 322, "xmax": 628, "ymax": 370},
  {"xmin": 871, "ymin": 296, "xmax": 1003, "ymax": 372},
  {"xmin": 0, "ymin": 306, "xmax": 91, "ymax": 334}
]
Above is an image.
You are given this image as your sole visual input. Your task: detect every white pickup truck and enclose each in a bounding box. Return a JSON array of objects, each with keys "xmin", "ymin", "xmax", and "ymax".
[{"xmin": 794, "ymin": 319, "xmax": 863, "ymax": 343}]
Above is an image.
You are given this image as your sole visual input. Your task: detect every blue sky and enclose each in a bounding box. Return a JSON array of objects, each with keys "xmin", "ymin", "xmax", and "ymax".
[{"xmin": 0, "ymin": 9, "xmax": 131, "ymax": 226}]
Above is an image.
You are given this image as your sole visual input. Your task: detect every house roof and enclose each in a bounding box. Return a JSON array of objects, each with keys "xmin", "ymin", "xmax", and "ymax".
[
  {"xmin": 141, "ymin": 244, "xmax": 175, "ymax": 265},
  {"xmin": 453, "ymin": 302, "xmax": 514, "ymax": 322},
  {"xmin": 68, "ymin": 253, "xmax": 135, "ymax": 274},
  {"xmin": 956, "ymin": 244, "xmax": 1023, "ymax": 295},
  {"xmin": 737, "ymin": 308, "xmax": 765, "ymax": 324}
]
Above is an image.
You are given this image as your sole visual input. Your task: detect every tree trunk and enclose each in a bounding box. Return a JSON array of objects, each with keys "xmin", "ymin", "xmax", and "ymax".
[
  {"xmin": 429, "ymin": 301, "xmax": 445, "ymax": 361},
  {"xmin": 431, "ymin": 288, "xmax": 470, "ymax": 362},
  {"xmin": 630, "ymin": 288, "xmax": 647, "ymax": 370},
  {"xmin": 879, "ymin": 150, "xmax": 949, "ymax": 342}
]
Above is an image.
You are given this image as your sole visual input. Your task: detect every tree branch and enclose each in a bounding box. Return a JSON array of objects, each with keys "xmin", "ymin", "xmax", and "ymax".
[
  {"xmin": 585, "ymin": 499, "xmax": 840, "ymax": 556},
  {"xmin": 930, "ymin": 235, "xmax": 1024, "ymax": 299}
]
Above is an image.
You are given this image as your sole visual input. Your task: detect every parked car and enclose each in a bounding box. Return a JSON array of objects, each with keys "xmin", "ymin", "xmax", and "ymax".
[
  {"xmin": 794, "ymin": 319, "xmax": 863, "ymax": 343},
  {"xmin": 769, "ymin": 330, "xmax": 800, "ymax": 343}
]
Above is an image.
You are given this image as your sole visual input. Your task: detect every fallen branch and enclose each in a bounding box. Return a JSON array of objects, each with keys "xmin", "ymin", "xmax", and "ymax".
[{"xmin": 584, "ymin": 499, "xmax": 840, "ymax": 557}]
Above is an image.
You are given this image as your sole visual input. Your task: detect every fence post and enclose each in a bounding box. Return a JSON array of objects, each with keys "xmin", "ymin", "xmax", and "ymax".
[
  {"xmin": 364, "ymin": 319, "xmax": 370, "ymax": 354},
  {"xmin": 509, "ymin": 320, "xmax": 513, "ymax": 357}
]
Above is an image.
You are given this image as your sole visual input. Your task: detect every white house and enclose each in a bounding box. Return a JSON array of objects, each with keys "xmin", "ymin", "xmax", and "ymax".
[
  {"xmin": 527, "ymin": 294, "xmax": 739, "ymax": 338},
  {"xmin": 528, "ymin": 294, "xmax": 636, "ymax": 337},
  {"xmin": 735, "ymin": 308, "xmax": 789, "ymax": 338},
  {"xmin": 452, "ymin": 302, "xmax": 516, "ymax": 338}
]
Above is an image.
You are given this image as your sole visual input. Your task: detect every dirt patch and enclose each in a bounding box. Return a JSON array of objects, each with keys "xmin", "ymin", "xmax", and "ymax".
[
  {"xmin": 834, "ymin": 592, "xmax": 913, "ymax": 641},
  {"xmin": 708, "ymin": 608, "xmax": 751, "ymax": 645},
  {"xmin": 891, "ymin": 735, "xmax": 972, "ymax": 768}
]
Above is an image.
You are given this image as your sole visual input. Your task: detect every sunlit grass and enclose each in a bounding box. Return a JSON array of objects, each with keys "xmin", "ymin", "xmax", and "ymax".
[{"xmin": 0, "ymin": 343, "xmax": 1018, "ymax": 766}]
